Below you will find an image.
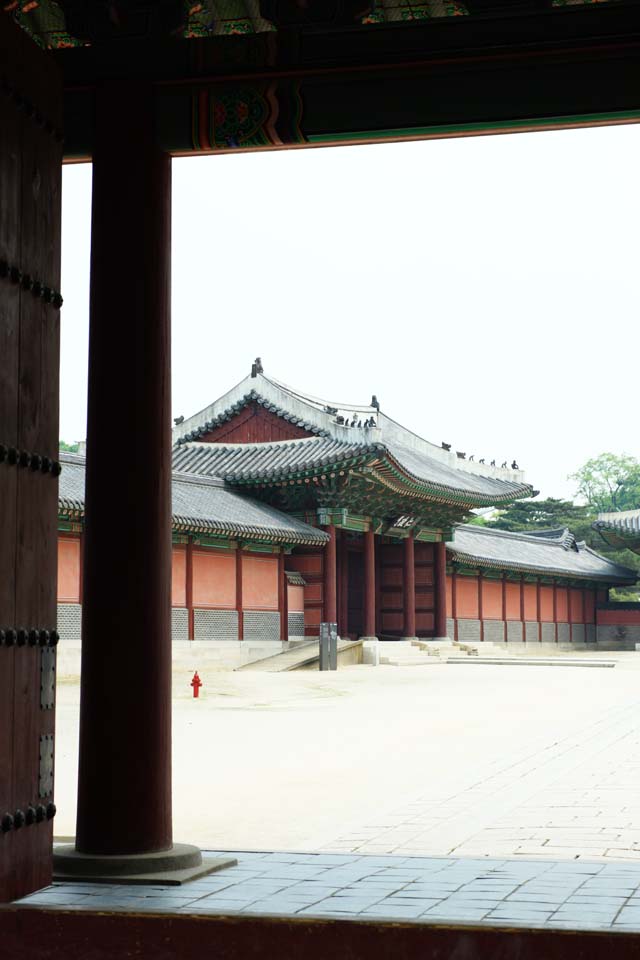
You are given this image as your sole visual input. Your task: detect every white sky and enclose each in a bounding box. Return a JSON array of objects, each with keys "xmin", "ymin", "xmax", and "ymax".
[{"xmin": 60, "ymin": 123, "xmax": 640, "ymax": 501}]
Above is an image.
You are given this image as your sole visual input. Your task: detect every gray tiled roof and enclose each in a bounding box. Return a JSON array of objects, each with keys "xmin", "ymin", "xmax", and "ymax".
[
  {"xmin": 384, "ymin": 439, "xmax": 530, "ymax": 502},
  {"xmin": 172, "ymin": 437, "xmax": 531, "ymax": 505},
  {"xmin": 58, "ymin": 454, "xmax": 328, "ymax": 546},
  {"xmin": 172, "ymin": 437, "xmax": 371, "ymax": 480},
  {"xmin": 447, "ymin": 524, "xmax": 637, "ymax": 584},
  {"xmin": 172, "ymin": 370, "xmax": 530, "ymax": 500}
]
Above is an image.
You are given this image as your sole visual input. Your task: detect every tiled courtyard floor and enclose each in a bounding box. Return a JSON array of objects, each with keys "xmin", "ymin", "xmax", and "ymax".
[{"xmin": 17, "ymin": 851, "xmax": 640, "ymax": 930}]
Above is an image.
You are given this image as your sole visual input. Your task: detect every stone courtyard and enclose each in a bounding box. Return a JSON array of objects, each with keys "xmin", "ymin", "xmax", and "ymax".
[{"xmin": 36, "ymin": 654, "xmax": 640, "ymax": 930}]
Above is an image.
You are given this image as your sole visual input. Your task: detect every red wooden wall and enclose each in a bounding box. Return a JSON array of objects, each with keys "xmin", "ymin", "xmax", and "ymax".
[
  {"xmin": 57, "ymin": 538, "xmax": 81, "ymax": 603},
  {"xmin": 446, "ymin": 571, "xmax": 601, "ymax": 639},
  {"xmin": 287, "ymin": 549, "xmax": 324, "ymax": 636}
]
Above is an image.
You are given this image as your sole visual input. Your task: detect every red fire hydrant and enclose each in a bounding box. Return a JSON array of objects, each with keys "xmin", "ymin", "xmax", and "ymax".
[{"xmin": 191, "ymin": 671, "xmax": 202, "ymax": 699}]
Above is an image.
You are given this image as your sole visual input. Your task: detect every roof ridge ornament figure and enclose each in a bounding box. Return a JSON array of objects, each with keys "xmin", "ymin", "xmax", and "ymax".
[{"xmin": 251, "ymin": 357, "xmax": 264, "ymax": 378}]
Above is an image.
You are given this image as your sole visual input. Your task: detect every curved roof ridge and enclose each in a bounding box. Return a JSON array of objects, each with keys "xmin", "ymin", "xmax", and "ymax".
[
  {"xmin": 456, "ymin": 524, "xmax": 572, "ymax": 546},
  {"xmin": 265, "ymin": 374, "xmax": 376, "ymax": 415},
  {"xmin": 171, "ymin": 470, "xmax": 226, "ymax": 489}
]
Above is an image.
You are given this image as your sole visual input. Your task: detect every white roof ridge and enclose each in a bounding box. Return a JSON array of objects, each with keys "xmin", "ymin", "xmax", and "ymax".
[
  {"xmin": 455, "ymin": 524, "xmax": 571, "ymax": 547},
  {"xmin": 265, "ymin": 374, "xmax": 376, "ymax": 414}
]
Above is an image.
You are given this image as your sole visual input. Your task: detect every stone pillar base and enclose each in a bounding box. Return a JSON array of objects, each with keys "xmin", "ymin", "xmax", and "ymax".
[
  {"xmin": 400, "ymin": 636, "xmax": 419, "ymax": 642},
  {"xmin": 53, "ymin": 843, "xmax": 236, "ymax": 886},
  {"xmin": 433, "ymin": 636, "xmax": 451, "ymax": 642}
]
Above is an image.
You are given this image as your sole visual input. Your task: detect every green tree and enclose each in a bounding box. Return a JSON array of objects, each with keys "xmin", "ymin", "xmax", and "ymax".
[
  {"xmin": 483, "ymin": 495, "xmax": 640, "ymax": 601},
  {"xmin": 59, "ymin": 440, "xmax": 79, "ymax": 453},
  {"xmin": 569, "ymin": 453, "xmax": 640, "ymax": 513},
  {"xmin": 483, "ymin": 497, "xmax": 593, "ymax": 536}
]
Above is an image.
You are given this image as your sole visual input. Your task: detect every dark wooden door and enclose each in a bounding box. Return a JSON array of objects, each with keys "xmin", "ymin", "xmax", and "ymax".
[{"xmin": 0, "ymin": 15, "xmax": 62, "ymax": 902}]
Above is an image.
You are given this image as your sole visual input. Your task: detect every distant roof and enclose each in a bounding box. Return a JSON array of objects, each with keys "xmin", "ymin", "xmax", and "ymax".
[
  {"xmin": 593, "ymin": 509, "xmax": 640, "ymax": 555},
  {"xmin": 447, "ymin": 524, "xmax": 637, "ymax": 584},
  {"xmin": 172, "ymin": 366, "xmax": 532, "ymax": 507},
  {"xmin": 58, "ymin": 454, "xmax": 328, "ymax": 546}
]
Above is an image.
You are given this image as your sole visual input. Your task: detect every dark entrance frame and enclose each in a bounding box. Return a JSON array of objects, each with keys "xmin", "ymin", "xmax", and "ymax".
[{"xmin": 2, "ymin": 4, "xmax": 640, "ymax": 954}]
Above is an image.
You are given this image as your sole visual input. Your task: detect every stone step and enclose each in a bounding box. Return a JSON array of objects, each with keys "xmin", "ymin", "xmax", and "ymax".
[
  {"xmin": 380, "ymin": 656, "xmax": 445, "ymax": 666},
  {"xmin": 446, "ymin": 656, "xmax": 617, "ymax": 668}
]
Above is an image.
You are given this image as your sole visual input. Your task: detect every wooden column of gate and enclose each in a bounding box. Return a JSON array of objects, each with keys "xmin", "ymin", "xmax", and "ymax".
[
  {"xmin": 75, "ymin": 80, "xmax": 172, "ymax": 857},
  {"xmin": 0, "ymin": 16, "xmax": 63, "ymax": 902}
]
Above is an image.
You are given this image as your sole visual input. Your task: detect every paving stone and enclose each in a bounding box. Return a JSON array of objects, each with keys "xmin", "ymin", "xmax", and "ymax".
[
  {"xmin": 615, "ymin": 907, "xmax": 640, "ymax": 922},
  {"xmin": 438, "ymin": 898, "xmax": 500, "ymax": 910},
  {"xmin": 18, "ymin": 892, "xmax": 95, "ymax": 906},
  {"xmin": 505, "ymin": 893, "xmax": 569, "ymax": 904},
  {"xmin": 363, "ymin": 904, "xmax": 432, "ymax": 919},
  {"xmin": 565, "ymin": 896, "xmax": 628, "ymax": 906}
]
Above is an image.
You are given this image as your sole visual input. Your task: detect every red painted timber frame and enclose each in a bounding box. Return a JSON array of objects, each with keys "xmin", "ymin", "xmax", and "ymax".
[{"xmin": 2, "ymin": 905, "xmax": 639, "ymax": 960}]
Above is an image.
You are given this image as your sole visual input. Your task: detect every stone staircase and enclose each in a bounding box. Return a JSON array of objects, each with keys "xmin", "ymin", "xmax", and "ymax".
[
  {"xmin": 378, "ymin": 639, "xmax": 455, "ymax": 666},
  {"xmin": 410, "ymin": 639, "xmax": 616, "ymax": 668}
]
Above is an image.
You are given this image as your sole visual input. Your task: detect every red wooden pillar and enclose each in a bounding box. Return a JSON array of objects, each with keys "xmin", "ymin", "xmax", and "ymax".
[
  {"xmin": 237, "ymin": 548, "xmax": 244, "ymax": 642},
  {"xmin": 403, "ymin": 534, "xmax": 416, "ymax": 638},
  {"xmin": 324, "ymin": 524, "xmax": 337, "ymax": 624},
  {"xmin": 363, "ymin": 528, "xmax": 376, "ymax": 638},
  {"xmin": 375, "ymin": 545, "xmax": 382, "ymax": 637},
  {"xmin": 279, "ymin": 551, "xmax": 288, "ymax": 642},
  {"xmin": 76, "ymin": 81, "xmax": 172, "ymax": 857},
  {"xmin": 434, "ymin": 541, "xmax": 448, "ymax": 639},
  {"xmin": 478, "ymin": 571, "xmax": 484, "ymax": 642},
  {"xmin": 520, "ymin": 575, "xmax": 526, "ymax": 642},
  {"xmin": 553, "ymin": 581, "xmax": 558, "ymax": 643},
  {"xmin": 536, "ymin": 578, "xmax": 542, "ymax": 642},
  {"xmin": 339, "ymin": 533, "xmax": 349, "ymax": 637},
  {"xmin": 452, "ymin": 569, "xmax": 458, "ymax": 642},
  {"xmin": 568, "ymin": 583, "xmax": 573, "ymax": 644},
  {"xmin": 502, "ymin": 574, "xmax": 507, "ymax": 642},
  {"xmin": 186, "ymin": 539, "xmax": 194, "ymax": 641}
]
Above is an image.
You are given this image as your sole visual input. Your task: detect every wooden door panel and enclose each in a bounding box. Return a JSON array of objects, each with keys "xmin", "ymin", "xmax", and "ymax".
[{"xmin": 0, "ymin": 13, "xmax": 62, "ymax": 903}]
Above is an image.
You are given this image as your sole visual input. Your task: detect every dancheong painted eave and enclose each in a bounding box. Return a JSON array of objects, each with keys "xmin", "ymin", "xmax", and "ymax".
[
  {"xmin": 448, "ymin": 524, "xmax": 637, "ymax": 584},
  {"xmin": 57, "ymin": 453, "xmax": 328, "ymax": 546}
]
